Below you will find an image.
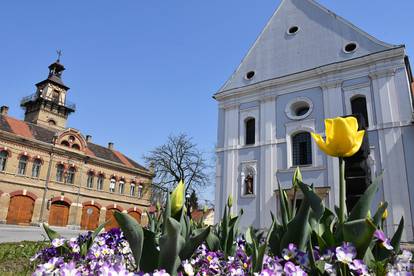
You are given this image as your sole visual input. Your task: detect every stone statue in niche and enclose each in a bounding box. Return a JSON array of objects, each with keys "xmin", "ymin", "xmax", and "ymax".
[{"xmin": 245, "ymin": 174, "xmax": 254, "ymax": 195}]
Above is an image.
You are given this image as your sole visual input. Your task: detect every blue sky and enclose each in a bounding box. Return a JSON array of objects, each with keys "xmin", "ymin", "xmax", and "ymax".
[{"xmin": 1, "ymin": 1, "xmax": 413, "ymax": 204}]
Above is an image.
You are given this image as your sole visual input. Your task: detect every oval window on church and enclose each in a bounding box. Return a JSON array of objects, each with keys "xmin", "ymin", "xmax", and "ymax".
[
  {"xmin": 245, "ymin": 71, "xmax": 255, "ymax": 80},
  {"xmin": 287, "ymin": 26, "xmax": 300, "ymax": 35},
  {"xmin": 285, "ymin": 97, "xmax": 313, "ymax": 120},
  {"xmin": 344, "ymin": 42, "xmax": 358, "ymax": 53}
]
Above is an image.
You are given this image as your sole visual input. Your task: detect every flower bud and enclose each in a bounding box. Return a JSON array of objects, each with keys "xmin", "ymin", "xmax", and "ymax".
[
  {"xmin": 171, "ymin": 180, "xmax": 185, "ymax": 216},
  {"xmin": 227, "ymin": 195, "xmax": 233, "ymax": 208},
  {"xmin": 292, "ymin": 166, "xmax": 302, "ymax": 188},
  {"xmin": 203, "ymin": 205, "xmax": 208, "ymax": 214}
]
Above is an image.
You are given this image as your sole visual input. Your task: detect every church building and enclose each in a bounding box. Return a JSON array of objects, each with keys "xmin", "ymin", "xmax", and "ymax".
[
  {"xmin": 0, "ymin": 58, "xmax": 153, "ymax": 230},
  {"xmin": 214, "ymin": 0, "xmax": 414, "ymax": 241}
]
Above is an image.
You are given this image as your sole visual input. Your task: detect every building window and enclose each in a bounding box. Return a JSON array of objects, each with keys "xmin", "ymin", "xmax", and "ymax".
[
  {"xmin": 137, "ymin": 184, "xmax": 143, "ymax": 198},
  {"xmin": 351, "ymin": 96, "xmax": 369, "ymax": 128},
  {"xmin": 52, "ymin": 90, "xmax": 60, "ymax": 103},
  {"xmin": 56, "ymin": 164, "xmax": 65, "ymax": 182},
  {"xmin": 31, "ymin": 159, "xmax": 42, "ymax": 178},
  {"xmin": 17, "ymin": 156, "xmax": 28, "ymax": 175},
  {"xmin": 119, "ymin": 180, "xmax": 125, "ymax": 194},
  {"xmin": 0, "ymin": 150, "xmax": 8, "ymax": 171},
  {"xmin": 97, "ymin": 174, "xmax": 104, "ymax": 190},
  {"xmin": 109, "ymin": 178, "xmax": 116, "ymax": 193},
  {"xmin": 66, "ymin": 167, "xmax": 76, "ymax": 184},
  {"xmin": 61, "ymin": 141, "xmax": 70, "ymax": 147},
  {"xmin": 292, "ymin": 132, "xmax": 312, "ymax": 166},
  {"xmin": 72, "ymin": 144, "xmax": 80, "ymax": 150},
  {"xmin": 245, "ymin": 118, "xmax": 255, "ymax": 145},
  {"xmin": 48, "ymin": 120, "xmax": 56, "ymax": 126},
  {"xmin": 86, "ymin": 172, "xmax": 94, "ymax": 189},
  {"xmin": 130, "ymin": 183, "xmax": 136, "ymax": 196}
]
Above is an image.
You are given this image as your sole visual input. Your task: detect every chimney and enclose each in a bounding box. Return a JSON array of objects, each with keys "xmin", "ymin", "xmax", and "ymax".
[
  {"xmin": 108, "ymin": 142, "xmax": 114, "ymax": 150},
  {"xmin": 86, "ymin": 135, "xmax": 92, "ymax": 142},
  {"xmin": 0, "ymin": 106, "xmax": 9, "ymax": 116}
]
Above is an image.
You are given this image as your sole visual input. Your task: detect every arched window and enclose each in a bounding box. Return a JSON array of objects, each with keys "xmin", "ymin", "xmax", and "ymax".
[
  {"xmin": 109, "ymin": 178, "xmax": 116, "ymax": 193},
  {"xmin": 86, "ymin": 172, "xmax": 94, "ymax": 189},
  {"xmin": 72, "ymin": 144, "xmax": 80, "ymax": 150},
  {"xmin": 61, "ymin": 141, "xmax": 70, "ymax": 147},
  {"xmin": 48, "ymin": 120, "xmax": 56, "ymax": 126},
  {"xmin": 97, "ymin": 174, "xmax": 104, "ymax": 190},
  {"xmin": 351, "ymin": 96, "xmax": 369, "ymax": 128},
  {"xmin": 17, "ymin": 155, "xmax": 28, "ymax": 175},
  {"xmin": 245, "ymin": 118, "xmax": 255, "ymax": 145},
  {"xmin": 292, "ymin": 132, "xmax": 312, "ymax": 166},
  {"xmin": 0, "ymin": 150, "xmax": 8, "ymax": 171},
  {"xmin": 31, "ymin": 159, "xmax": 42, "ymax": 178},
  {"xmin": 137, "ymin": 184, "xmax": 143, "ymax": 198},
  {"xmin": 56, "ymin": 164, "xmax": 65, "ymax": 182},
  {"xmin": 66, "ymin": 167, "xmax": 76, "ymax": 184},
  {"xmin": 130, "ymin": 183, "xmax": 136, "ymax": 196},
  {"xmin": 119, "ymin": 180, "xmax": 125, "ymax": 194}
]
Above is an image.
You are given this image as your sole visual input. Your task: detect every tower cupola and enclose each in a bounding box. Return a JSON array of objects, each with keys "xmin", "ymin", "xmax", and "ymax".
[{"xmin": 21, "ymin": 53, "xmax": 75, "ymax": 130}]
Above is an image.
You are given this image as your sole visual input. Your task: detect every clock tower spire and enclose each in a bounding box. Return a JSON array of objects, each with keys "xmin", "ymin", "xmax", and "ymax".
[{"xmin": 21, "ymin": 54, "xmax": 75, "ymax": 130}]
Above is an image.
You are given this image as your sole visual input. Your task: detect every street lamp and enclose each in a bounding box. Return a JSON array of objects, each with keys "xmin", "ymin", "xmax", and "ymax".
[{"xmin": 185, "ymin": 192, "xmax": 191, "ymax": 218}]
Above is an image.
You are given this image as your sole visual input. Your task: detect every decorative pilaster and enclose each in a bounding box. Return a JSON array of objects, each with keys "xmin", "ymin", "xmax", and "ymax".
[
  {"xmin": 67, "ymin": 203, "xmax": 82, "ymax": 230},
  {"xmin": 259, "ymin": 96, "xmax": 277, "ymax": 228},
  {"xmin": 321, "ymin": 80, "xmax": 343, "ymax": 209},
  {"xmin": 0, "ymin": 193, "xmax": 10, "ymax": 224}
]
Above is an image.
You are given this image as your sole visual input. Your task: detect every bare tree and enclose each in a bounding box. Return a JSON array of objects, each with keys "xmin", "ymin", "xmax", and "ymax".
[{"xmin": 144, "ymin": 134, "xmax": 210, "ymax": 203}]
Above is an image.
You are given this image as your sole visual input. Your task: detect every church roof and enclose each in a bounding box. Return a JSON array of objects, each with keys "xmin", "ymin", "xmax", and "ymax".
[
  {"xmin": 217, "ymin": 0, "xmax": 401, "ymax": 94},
  {"xmin": 0, "ymin": 114, "xmax": 149, "ymax": 172}
]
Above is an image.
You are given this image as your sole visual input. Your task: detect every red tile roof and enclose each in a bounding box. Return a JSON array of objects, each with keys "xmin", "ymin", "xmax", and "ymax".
[
  {"xmin": 0, "ymin": 114, "xmax": 148, "ymax": 172},
  {"xmin": 4, "ymin": 116, "xmax": 34, "ymax": 139}
]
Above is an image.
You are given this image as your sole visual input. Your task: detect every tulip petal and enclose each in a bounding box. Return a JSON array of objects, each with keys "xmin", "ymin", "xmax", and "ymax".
[
  {"xmin": 344, "ymin": 130, "xmax": 365, "ymax": 157},
  {"xmin": 344, "ymin": 117, "xmax": 359, "ymax": 132},
  {"xmin": 311, "ymin": 132, "xmax": 337, "ymax": 157}
]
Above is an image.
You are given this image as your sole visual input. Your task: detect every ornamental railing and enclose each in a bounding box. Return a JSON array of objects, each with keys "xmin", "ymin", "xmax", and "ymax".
[{"xmin": 20, "ymin": 93, "xmax": 76, "ymax": 111}]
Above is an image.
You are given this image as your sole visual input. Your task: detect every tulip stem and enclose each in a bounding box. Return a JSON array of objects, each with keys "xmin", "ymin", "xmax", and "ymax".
[{"xmin": 339, "ymin": 157, "xmax": 347, "ymax": 225}]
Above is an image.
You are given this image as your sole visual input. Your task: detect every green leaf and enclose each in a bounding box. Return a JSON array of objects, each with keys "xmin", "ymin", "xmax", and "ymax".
[
  {"xmin": 114, "ymin": 211, "xmax": 144, "ymax": 270},
  {"xmin": 140, "ymin": 229, "xmax": 160, "ymax": 272},
  {"xmin": 343, "ymin": 218, "xmax": 376, "ymax": 259},
  {"xmin": 206, "ymin": 232, "xmax": 220, "ymax": 251},
  {"xmin": 42, "ymin": 223, "xmax": 60, "ymax": 241},
  {"xmin": 277, "ymin": 180, "xmax": 289, "ymax": 230},
  {"xmin": 163, "ymin": 192, "xmax": 172, "ymax": 234},
  {"xmin": 254, "ymin": 243, "xmax": 267, "ymax": 272},
  {"xmin": 391, "ymin": 217, "xmax": 404, "ymax": 254},
  {"xmin": 348, "ymin": 174, "xmax": 382, "ymax": 221},
  {"xmin": 159, "ymin": 218, "xmax": 185, "ymax": 275},
  {"xmin": 180, "ymin": 227, "xmax": 210, "ymax": 260},
  {"xmin": 298, "ymin": 182, "xmax": 324, "ymax": 221},
  {"xmin": 280, "ymin": 197, "xmax": 311, "ymax": 251}
]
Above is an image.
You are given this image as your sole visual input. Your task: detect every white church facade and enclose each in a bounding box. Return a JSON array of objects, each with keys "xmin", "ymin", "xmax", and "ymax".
[{"xmin": 214, "ymin": 0, "xmax": 414, "ymax": 241}]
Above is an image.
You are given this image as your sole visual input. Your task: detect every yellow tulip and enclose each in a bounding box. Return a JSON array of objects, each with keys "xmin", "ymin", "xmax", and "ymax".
[
  {"xmin": 171, "ymin": 180, "xmax": 185, "ymax": 216},
  {"xmin": 311, "ymin": 117, "xmax": 365, "ymax": 157}
]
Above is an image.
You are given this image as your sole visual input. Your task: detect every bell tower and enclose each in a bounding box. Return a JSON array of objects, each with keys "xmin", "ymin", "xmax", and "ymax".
[{"xmin": 21, "ymin": 53, "xmax": 75, "ymax": 130}]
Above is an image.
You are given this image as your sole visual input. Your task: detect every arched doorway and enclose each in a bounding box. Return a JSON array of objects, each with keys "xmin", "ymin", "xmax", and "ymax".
[
  {"xmin": 49, "ymin": 201, "xmax": 70, "ymax": 227},
  {"xmin": 127, "ymin": 211, "xmax": 141, "ymax": 224},
  {"xmin": 81, "ymin": 204, "xmax": 100, "ymax": 230},
  {"xmin": 105, "ymin": 206, "xmax": 122, "ymax": 230},
  {"xmin": 6, "ymin": 195, "xmax": 35, "ymax": 225}
]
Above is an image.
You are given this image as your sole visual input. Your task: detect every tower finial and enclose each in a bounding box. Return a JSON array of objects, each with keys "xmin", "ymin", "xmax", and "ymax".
[{"xmin": 56, "ymin": 49, "xmax": 63, "ymax": 62}]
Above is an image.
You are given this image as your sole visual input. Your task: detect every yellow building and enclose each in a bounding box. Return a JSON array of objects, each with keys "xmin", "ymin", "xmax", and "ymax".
[{"xmin": 0, "ymin": 58, "xmax": 153, "ymax": 230}]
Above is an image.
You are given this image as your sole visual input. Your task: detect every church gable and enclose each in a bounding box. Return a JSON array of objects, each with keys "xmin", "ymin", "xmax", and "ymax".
[{"xmin": 218, "ymin": 0, "xmax": 398, "ymax": 93}]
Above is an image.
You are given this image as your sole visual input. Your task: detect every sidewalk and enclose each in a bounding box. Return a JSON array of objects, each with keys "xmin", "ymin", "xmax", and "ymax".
[{"xmin": 0, "ymin": 224, "xmax": 85, "ymax": 243}]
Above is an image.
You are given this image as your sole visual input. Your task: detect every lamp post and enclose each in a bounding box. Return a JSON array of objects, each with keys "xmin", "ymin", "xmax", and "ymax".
[{"xmin": 185, "ymin": 192, "xmax": 191, "ymax": 218}]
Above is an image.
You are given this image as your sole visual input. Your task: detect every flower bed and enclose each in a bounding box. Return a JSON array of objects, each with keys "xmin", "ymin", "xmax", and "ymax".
[
  {"xmin": 32, "ymin": 118, "xmax": 414, "ymax": 275},
  {"xmin": 32, "ymin": 230, "xmax": 412, "ymax": 275}
]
